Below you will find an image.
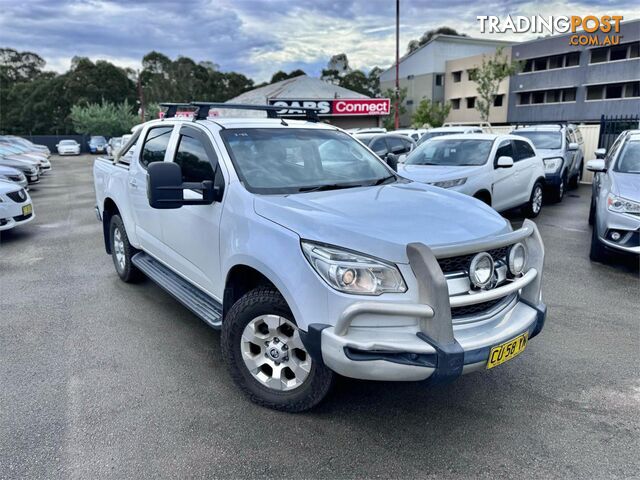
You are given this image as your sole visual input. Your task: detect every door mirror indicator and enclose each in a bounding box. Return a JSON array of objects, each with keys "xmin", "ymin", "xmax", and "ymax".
[
  {"xmin": 147, "ymin": 162, "xmax": 217, "ymax": 209},
  {"xmin": 496, "ymin": 156, "xmax": 514, "ymax": 168}
]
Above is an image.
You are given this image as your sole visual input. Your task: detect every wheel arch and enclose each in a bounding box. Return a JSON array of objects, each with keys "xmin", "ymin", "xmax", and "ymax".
[
  {"xmin": 223, "ymin": 264, "xmax": 280, "ymax": 320},
  {"xmin": 102, "ymin": 197, "xmax": 120, "ymax": 254},
  {"xmin": 473, "ymin": 189, "xmax": 492, "ymax": 206}
]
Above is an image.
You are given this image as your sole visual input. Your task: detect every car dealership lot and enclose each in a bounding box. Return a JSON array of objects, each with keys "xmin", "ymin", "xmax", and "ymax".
[{"xmin": 1, "ymin": 156, "xmax": 638, "ymax": 479}]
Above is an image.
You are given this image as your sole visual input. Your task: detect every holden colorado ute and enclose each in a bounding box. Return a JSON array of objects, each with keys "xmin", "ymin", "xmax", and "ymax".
[{"xmin": 93, "ymin": 103, "xmax": 547, "ymax": 412}]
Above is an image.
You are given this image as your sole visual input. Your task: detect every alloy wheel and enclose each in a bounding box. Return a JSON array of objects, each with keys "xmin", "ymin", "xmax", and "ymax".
[
  {"xmin": 113, "ymin": 227, "xmax": 126, "ymax": 272},
  {"xmin": 532, "ymin": 186, "xmax": 543, "ymax": 213}
]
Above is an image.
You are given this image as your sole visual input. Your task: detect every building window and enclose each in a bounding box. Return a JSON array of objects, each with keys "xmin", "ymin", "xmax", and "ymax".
[
  {"xmin": 451, "ymin": 98, "xmax": 460, "ymax": 109},
  {"xmin": 522, "ymin": 59, "xmax": 533, "ymax": 73},
  {"xmin": 452, "ymin": 71, "xmax": 462, "ymax": 82},
  {"xmin": 493, "ymin": 95, "xmax": 503, "ymax": 107},
  {"xmin": 587, "ymin": 85, "xmax": 605, "ymax": 100},
  {"xmin": 406, "ymin": 99, "xmax": 414, "ymax": 105},
  {"xmin": 467, "ymin": 69, "xmax": 477, "ymax": 81},
  {"xmin": 518, "ymin": 92, "xmax": 531, "ymax": 105},
  {"xmin": 590, "ymin": 48, "xmax": 608, "ymax": 63},
  {"xmin": 532, "ymin": 91, "xmax": 545, "ymax": 104},
  {"xmin": 565, "ymin": 52, "xmax": 580, "ymax": 66},
  {"xmin": 589, "ymin": 42, "xmax": 640, "ymax": 64},
  {"xmin": 533, "ymin": 58, "xmax": 547, "ymax": 71},
  {"xmin": 548, "ymin": 55, "xmax": 563, "ymax": 69},
  {"xmin": 466, "ymin": 97, "xmax": 476, "ymax": 108},
  {"xmin": 587, "ymin": 81, "xmax": 640, "ymax": 100},
  {"xmin": 609, "ymin": 45, "xmax": 628, "ymax": 61},
  {"xmin": 562, "ymin": 88, "xmax": 576, "ymax": 102},
  {"xmin": 547, "ymin": 90, "xmax": 561, "ymax": 103},
  {"xmin": 630, "ymin": 43, "xmax": 640, "ymax": 58},
  {"xmin": 435, "ymin": 74, "xmax": 443, "ymax": 86}
]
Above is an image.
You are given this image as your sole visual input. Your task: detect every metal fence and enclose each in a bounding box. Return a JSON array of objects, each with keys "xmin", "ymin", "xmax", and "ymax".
[{"xmin": 598, "ymin": 114, "xmax": 640, "ymax": 151}]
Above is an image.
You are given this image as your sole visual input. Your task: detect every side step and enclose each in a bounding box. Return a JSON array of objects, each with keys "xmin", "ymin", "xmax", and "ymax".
[{"xmin": 132, "ymin": 252, "xmax": 222, "ymax": 329}]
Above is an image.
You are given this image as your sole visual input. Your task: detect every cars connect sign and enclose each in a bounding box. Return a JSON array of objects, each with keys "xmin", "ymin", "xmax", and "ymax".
[{"xmin": 268, "ymin": 99, "xmax": 390, "ymax": 116}]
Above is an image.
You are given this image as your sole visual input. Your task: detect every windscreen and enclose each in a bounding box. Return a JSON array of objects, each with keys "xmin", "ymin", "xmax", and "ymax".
[
  {"xmin": 221, "ymin": 128, "xmax": 394, "ymax": 194},
  {"xmin": 417, "ymin": 131, "xmax": 465, "ymax": 145},
  {"xmin": 405, "ymin": 138, "xmax": 493, "ymax": 166},
  {"xmin": 60, "ymin": 140, "xmax": 76, "ymax": 145},
  {"xmin": 514, "ymin": 131, "xmax": 562, "ymax": 150},
  {"xmin": 614, "ymin": 141, "xmax": 640, "ymax": 174}
]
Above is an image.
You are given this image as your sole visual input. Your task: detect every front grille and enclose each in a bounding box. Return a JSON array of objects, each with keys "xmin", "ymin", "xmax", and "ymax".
[
  {"xmin": 13, "ymin": 213, "xmax": 32, "ymax": 222},
  {"xmin": 438, "ymin": 246, "xmax": 510, "ymax": 274},
  {"xmin": 6, "ymin": 190, "xmax": 26, "ymax": 203},
  {"xmin": 451, "ymin": 294, "xmax": 516, "ymax": 319}
]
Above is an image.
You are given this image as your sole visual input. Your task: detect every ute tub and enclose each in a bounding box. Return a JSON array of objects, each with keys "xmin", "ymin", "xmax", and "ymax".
[{"xmin": 300, "ymin": 220, "xmax": 547, "ymax": 383}]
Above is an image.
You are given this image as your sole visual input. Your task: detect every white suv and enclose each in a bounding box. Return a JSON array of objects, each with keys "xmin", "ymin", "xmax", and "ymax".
[{"xmin": 398, "ymin": 134, "xmax": 546, "ymax": 217}]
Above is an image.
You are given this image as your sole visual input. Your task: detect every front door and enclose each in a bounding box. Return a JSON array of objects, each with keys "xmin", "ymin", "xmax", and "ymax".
[
  {"xmin": 512, "ymin": 139, "xmax": 539, "ymax": 205},
  {"xmin": 159, "ymin": 125, "xmax": 226, "ymax": 298},
  {"xmin": 491, "ymin": 140, "xmax": 520, "ymax": 211}
]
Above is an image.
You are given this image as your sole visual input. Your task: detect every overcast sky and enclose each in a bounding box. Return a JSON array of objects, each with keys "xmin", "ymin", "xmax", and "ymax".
[{"xmin": 1, "ymin": 0, "xmax": 638, "ymax": 82}]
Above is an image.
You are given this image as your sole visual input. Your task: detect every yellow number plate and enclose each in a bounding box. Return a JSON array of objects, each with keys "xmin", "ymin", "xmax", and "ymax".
[
  {"xmin": 22, "ymin": 204, "xmax": 32, "ymax": 216},
  {"xmin": 486, "ymin": 333, "xmax": 528, "ymax": 369}
]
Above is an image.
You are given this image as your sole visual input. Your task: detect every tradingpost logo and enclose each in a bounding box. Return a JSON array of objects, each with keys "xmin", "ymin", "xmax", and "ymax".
[{"xmin": 477, "ymin": 15, "xmax": 624, "ymax": 46}]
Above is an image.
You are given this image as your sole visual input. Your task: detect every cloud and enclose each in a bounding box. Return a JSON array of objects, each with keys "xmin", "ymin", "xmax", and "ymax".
[{"xmin": 0, "ymin": 0, "xmax": 638, "ymax": 82}]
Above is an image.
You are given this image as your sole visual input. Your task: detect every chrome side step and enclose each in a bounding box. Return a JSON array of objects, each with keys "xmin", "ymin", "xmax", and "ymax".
[{"xmin": 132, "ymin": 252, "xmax": 222, "ymax": 329}]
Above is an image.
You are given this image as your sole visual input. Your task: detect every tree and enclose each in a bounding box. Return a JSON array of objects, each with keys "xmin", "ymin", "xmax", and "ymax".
[
  {"xmin": 412, "ymin": 99, "xmax": 451, "ymax": 128},
  {"xmin": 321, "ymin": 53, "xmax": 350, "ymax": 84},
  {"xmin": 469, "ymin": 47, "xmax": 520, "ymax": 122},
  {"xmin": 0, "ymin": 48, "xmax": 46, "ymax": 82},
  {"xmin": 407, "ymin": 27, "xmax": 467, "ymax": 53},
  {"xmin": 70, "ymin": 101, "xmax": 138, "ymax": 136},
  {"xmin": 269, "ymin": 69, "xmax": 306, "ymax": 84},
  {"xmin": 382, "ymin": 87, "xmax": 407, "ymax": 130}
]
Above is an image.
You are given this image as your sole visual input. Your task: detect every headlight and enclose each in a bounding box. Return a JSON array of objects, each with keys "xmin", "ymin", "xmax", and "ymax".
[
  {"xmin": 301, "ymin": 241, "xmax": 407, "ymax": 295},
  {"xmin": 543, "ymin": 157, "xmax": 563, "ymax": 173},
  {"xmin": 430, "ymin": 178, "xmax": 467, "ymax": 188},
  {"xmin": 508, "ymin": 243, "xmax": 527, "ymax": 275},
  {"xmin": 607, "ymin": 194, "xmax": 640, "ymax": 215}
]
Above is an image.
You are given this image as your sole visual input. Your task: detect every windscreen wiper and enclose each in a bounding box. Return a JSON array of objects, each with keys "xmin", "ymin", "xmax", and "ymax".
[
  {"xmin": 370, "ymin": 175, "xmax": 396, "ymax": 186},
  {"xmin": 297, "ymin": 183, "xmax": 362, "ymax": 193}
]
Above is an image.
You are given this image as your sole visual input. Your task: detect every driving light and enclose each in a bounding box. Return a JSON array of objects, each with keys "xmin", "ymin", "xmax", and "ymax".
[
  {"xmin": 469, "ymin": 252, "xmax": 494, "ymax": 288},
  {"xmin": 607, "ymin": 194, "xmax": 640, "ymax": 215},
  {"xmin": 543, "ymin": 157, "xmax": 563, "ymax": 173},
  {"xmin": 508, "ymin": 243, "xmax": 527, "ymax": 275},
  {"xmin": 301, "ymin": 241, "xmax": 407, "ymax": 295},
  {"xmin": 430, "ymin": 178, "xmax": 467, "ymax": 188}
]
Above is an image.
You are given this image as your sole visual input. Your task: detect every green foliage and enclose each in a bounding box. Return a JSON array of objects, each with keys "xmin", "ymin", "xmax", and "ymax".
[
  {"xmin": 270, "ymin": 69, "xmax": 306, "ymax": 84},
  {"xmin": 407, "ymin": 27, "xmax": 467, "ymax": 53},
  {"xmin": 469, "ymin": 47, "xmax": 521, "ymax": 122},
  {"xmin": 382, "ymin": 87, "xmax": 407, "ymax": 130},
  {"xmin": 411, "ymin": 99, "xmax": 451, "ymax": 128},
  {"xmin": 70, "ymin": 101, "xmax": 138, "ymax": 136}
]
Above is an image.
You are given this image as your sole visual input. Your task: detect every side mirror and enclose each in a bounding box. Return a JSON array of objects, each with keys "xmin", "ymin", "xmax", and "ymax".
[
  {"xmin": 568, "ymin": 142, "xmax": 579, "ymax": 151},
  {"xmin": 595, "ymin": 148, "xmax": 606, "ymax": 159},
  {"xmin": 385, "ymin": 153, "xmax": 398, "ymax": 171},
  {"xmin": 147, "ymin": 162, "xmax": 216, "ymax": 209},
  {"xmin": 586, "ymin": 159, "xmax": 606, "ymax": 173},
  {"xmin": 496, "ymin": 156, "xmax": 514, "ymax": 168}
]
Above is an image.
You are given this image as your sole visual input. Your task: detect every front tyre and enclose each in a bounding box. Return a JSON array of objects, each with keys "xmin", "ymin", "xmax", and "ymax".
[
  {"xmin": 522, "ymin": 182, "xmax": 544, "ymax": 218},
  {"xmin": 109, "ymin": 214, "xmax": 143, "ymax": 283},
  {"xmin": 222, "ymin": 287, "xmax": 334, "ymax": 412},
  {"xmin": 589, "ymin": 225, "xmax": 607, "ymax": 262}
]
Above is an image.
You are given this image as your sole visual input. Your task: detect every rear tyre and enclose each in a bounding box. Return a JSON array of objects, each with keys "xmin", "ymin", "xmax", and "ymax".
[
  {"xmin": 568, "ymin": 162, "xmax": 583, "ymax": 189},
  {"xmin": 222, "ymin": 286, "xmax": 335, "ymax": 412},
  {"xmin": 550, "ymin": 174, "xmax": 566, "ymax": 203},
  {"xmin": 522, "ymin": 182, "xmax": 544, "ymax": 218},
  {"xmin": 109, "ymin": 214, "xmax": 143, "ymax": 283},
  {"xmin": 589, "ymin": 225, "xmax": 607, "ymax": 262}
]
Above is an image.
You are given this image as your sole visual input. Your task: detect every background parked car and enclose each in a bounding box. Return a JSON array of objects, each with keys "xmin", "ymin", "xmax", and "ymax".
[
  {"xmin": 0, "ymin": 180, "xmax": 34, "ymax": 232},
  {"xmin": 587, "ymin": 129, "xmax": 640, "ymax": 262},
  {"xmin": 416, "ymin": 126, "xmax": 484, "ymax": 145},
  {"xmin": 393, "ymin": 128, "xmax": 428, "ymax": 141},
  {"xmin": 0, "ymin": 136, "xmax": 50, "ymax": 156},
  {"xmin": 512, "ymin": 124, "xmax": 584, "ymax": 202},
  {"xmin": 0, "ymin": 165, "xmax": 28, "ymax": 188},
  {"xmin": 56, "ymin": 139, "xmax": 81, "ymax": 155},
  {"xmin": 354, "ymin": 133, "xmax": 416, "ymax": 163},
  {"xmin": 399, "ymin": 133, "xmax": 546, "ymax": 217},
  {"xmin": 0, "ymin": 157, "xmax": 40, "ymax": 184},
  {"xmin": 88, "ymin": 136, "xmax": 107, "ymax": 154},
  {"xmin": 0, "ymin": 142, "xmax": 51, "ymax": 172}
]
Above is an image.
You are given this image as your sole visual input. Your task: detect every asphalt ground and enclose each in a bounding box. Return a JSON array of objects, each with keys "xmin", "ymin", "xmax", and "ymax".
[{"xmin": 1, "ymin": 155, "xmax": 638, "ymax": 479}]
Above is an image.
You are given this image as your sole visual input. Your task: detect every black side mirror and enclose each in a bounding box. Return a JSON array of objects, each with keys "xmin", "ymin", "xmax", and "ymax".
[
  {"xmin": 147, "ymin": 162, "xmax": 216, "ymax": 209},
  {"xmin": 385, "ymin": 153, "xmax": 398, "ymax": 172}
]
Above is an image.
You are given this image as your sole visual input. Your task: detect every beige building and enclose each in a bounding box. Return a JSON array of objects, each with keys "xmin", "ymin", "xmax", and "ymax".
[{"xmin": 444, "ymin": 48, "xmax": 512, "ymax": 125}]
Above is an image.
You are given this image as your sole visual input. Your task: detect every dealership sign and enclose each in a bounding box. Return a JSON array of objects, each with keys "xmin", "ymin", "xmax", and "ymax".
[{"xmin": 268, "ymin": 99, "xmax": 390, "ymax": 116}]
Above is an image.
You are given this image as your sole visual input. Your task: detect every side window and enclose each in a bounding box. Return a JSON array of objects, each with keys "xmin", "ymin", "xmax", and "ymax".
[
  {"xmin": 564, "ymin": 132, "xmax": 572, "ymax": 149},
  {"xmin": 514, "ymin": 140, "xmax": 536, "ymax": 161},
  {"xmin": 173, "ymin": 132, "xmax": 217, "ymax": 183},
  {"xmin": 141, "ymin": 126, "xmax": 173, "ymax": 169},
  {"xmin": 387, "ymin": 136, "xmax": 409, "ymax": 154},
  {"xmin": 370, "ymin": 138, "xmax": 388, "ymax": 156},
  {"xmin": 495, "ymin": 140, "xmax": 514, "ymax": 164}
]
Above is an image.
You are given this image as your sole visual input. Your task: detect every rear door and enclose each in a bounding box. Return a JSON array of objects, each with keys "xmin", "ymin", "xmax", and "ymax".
[
  {"xmin": 129, "ymin": 124, "xmax": 176, "ymax": 257},
  {"xmin": 491, "ymin": 139, "xmax": 520, "ymax": 211},
  {"xmin": 369, "ymin": 137, "xmax": 389, "ymax": 158},
  {"xmin": 513, "ymin": 139, "xmax": 539, "ymax": 204},
  {"xmin": 159, "ymin": 124, "xmax": 226, "ymax": 296}
]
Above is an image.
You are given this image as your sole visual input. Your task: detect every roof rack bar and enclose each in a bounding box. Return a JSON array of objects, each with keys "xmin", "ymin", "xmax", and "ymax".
[
  {"xmin": 159, "ymin": 103, "xmax": 193, "ymax": 119},
  {"xmin": 190, "ymin": 102, "xmax": 320, "ymax": 122}
]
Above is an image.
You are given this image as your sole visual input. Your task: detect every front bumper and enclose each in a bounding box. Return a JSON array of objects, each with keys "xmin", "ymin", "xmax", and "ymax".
[
  {"xmin": 301, "ymin": 220, "xmax": 546, "ymax": 383},
  {"xmin": 544, "ymin": 171, "xmax": 563, "ymax": 188},
  {"xmin": 0, "ymin": 208, "xmax": 35, "ymax": 231},
  {"xmin": 597, "ymin": 209, "xmax": 640, "ymax": 254}
]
